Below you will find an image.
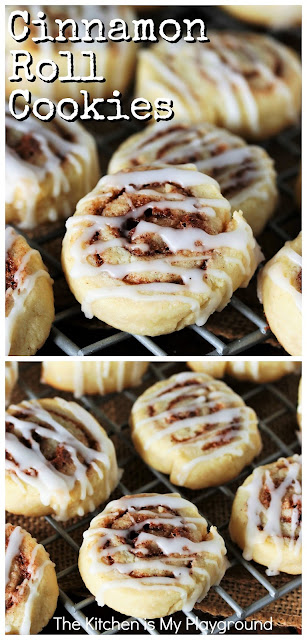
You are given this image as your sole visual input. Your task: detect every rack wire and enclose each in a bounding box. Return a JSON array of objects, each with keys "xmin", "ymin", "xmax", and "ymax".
[
  {"xmin": 9, "ymin": 5, "xmax": 301, "ymax": 356},
  {"xmin": 12, "ymin": 361, "xmax": 301, "ymax": 635}
]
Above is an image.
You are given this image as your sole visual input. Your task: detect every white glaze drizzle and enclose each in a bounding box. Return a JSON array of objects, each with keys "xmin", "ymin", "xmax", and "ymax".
[
  {"xmin": 5, "ymin": 525, "xmax": 55, "ymax": 634},
  {"xmin": 243, "ymin": 455, "xmax": 301, "ymax": 575},
  {"xmin": 5, "ymin": 398, "xmax": 117, "ymax": 520},
  {"xmin": 110, "ymin": 121, "xmax": 276, "ymax": 213},
  {"xmin": 71, "ymin": 362, "xmax": 145, "ymax": 397},
  {"xmin": 65, "ymin": 166, "xmax": 261, "ymax": 326},
  {"xmin": 6, "ymin": 109, "xmax": 95, "ymax": 228},
  {"xmin": 83, "ymin": 493, "xmax": 227, "ymax": 611},
  {"xmin": 140, "ymin": 32, "xmax": 300, "ymax": 134},
  {"xmin": 5, "ymin": 226, "xmax": 53, "ymax": 355},
  {"xmin": 132, "ymin": 372, "xmax": 256, "ymax": 484}
]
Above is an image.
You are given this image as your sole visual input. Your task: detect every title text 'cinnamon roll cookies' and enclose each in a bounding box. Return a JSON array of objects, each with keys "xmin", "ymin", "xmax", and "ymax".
[
  {"xmin": 136, "ymin": 32, "xmax": 301, "ymax": 140},
  {"xmin": 130, "ymin": 372, "xmax": 262, "ymax": 489},
  {"xmin": 258, "ymin": 233, "xmax": 302, "ymax": 356},
  {"xmin": 188, "ymin": 361, "xmax": 301, "ymax": 384},
  {"xmin": 229, "ymin": 455, "xmax": 302, "ymax": 575},
  {"xmin": 5, "ymin": 523, "xmax": 59, "ymax": 635},
  {"xmin": 109, "ymin": 121, "xmax": 278, "ymax": 237},
  {"xmin": 6, "ymin": 5, "xmax": 137, "ymax": 103},
  {"xmin": 79, "ymin": 493, "xmax": 228, "ymax": 618},
  {"xmin": 6, "ymin": 110, "xmax": 99, "ymax": 229},
  {"xmin": 41, "ymin": 361, "xmax": 149, "ymax": 397},
  {"xmin": 6, "ymin": 227, "xmax": 54, "ymax": 356},
  {"xmin": 62, "ymin": 164, "xmax": 261, "ymax": 336},
  {"xmin": 5, "ymin": 398, "xmax": 120, "ymax": 521}
]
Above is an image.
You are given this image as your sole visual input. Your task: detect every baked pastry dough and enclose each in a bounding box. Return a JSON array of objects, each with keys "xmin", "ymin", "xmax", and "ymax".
[
  {"xmin": 79, "ymin": 492, "xmax": 228, "ymax": 618},
  {"xmin": 109, "ymin": 121, "xmax": 278, "ymax": 236},
  {"xmin": 258, "ymin": 233, "xmax": 302, "ymax": 356},
  {"xmin": 5, "ymin": 226, "xmax": 54, "ymax": 356},
  {"xmin": 297, "ymin": 378, "xmax": 302, "ymax": 430},
  {"xmin": 186, "ymin": 361, "xmax": 227, "ymax": 379},
  {"xmin": 188, "ymin": 361, "xmax": 301, "ymax": 383},
  {"xmin": 62, "ymin": 164, "xmax": 261, "ymax": 336},
  {"xmin": 5, "ymin": 523, "xmax": 58, "ymax": 634},
  {"xmin": 5, "ymin": 397, "xmax": 120, "ymax": 521},
  {"xmin": 130, "ymin": 372, "xmax": 262, "ymax": 489},
  {"xmin": 41, "ymin": 361, "xmax": 149, "ymax": 397},
  {"xmin": 5, "ymin": 362, "xmax": 18, "ymax": 407},
  {"xmin": 6, "ymin": 109, "xmax": 99, "ymax": 229},
  {"xmin": 222, "ymin": 5, "xmax": 302, "ymax": 28},
  {"xmin": 229, "ymin": 455, "xmax": 302, "ymax": 575},
  {"xmin": 6, "ymin": 6, "xmax": 137, "ymax": 102},
  {"xmin": 136, "ymin": 32, "xmax": 301, "ymax": 140}
]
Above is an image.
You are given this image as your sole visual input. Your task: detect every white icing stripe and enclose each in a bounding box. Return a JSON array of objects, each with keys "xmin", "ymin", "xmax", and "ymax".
[
  {"xmin": 5, "ymin": 526, "xmax": 24, "ymax": 587},
  {"xmin": 5, "ymin": 399, "xmax": 115, "ymax": 521},
  {"xmin": 5, "ymin": 526, "xmax": 55, "ymax": 634},
  {"xmin": 64, "ymin": 166, "xmax": 261, "ymax": 326},
  {"xmin": 83, "ymin": 494, "xmax": 227, "ymax": 612},
  {"xmin": 244, "ymin": 455, "xmax": 301, "ymax": 575},
  {"xmin": 5, "ymin": 227, "xmax": 53, "ymax": 355}
]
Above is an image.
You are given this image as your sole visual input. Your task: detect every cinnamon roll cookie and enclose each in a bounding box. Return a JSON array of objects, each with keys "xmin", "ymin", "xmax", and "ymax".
[
  {"xmin": 6, "ymin": 109, "xmax": 99, "ymax": 229},
  {"xmin": 6, "ymin": 6, "xmax": 137, "ymax": 102},
  {"xmin": 5, "ymin": 523, "xmax": 58, "ymax": 634},
  {"xmin": 41, "ymin": 361, "xmax": 149, "ymax": 397},
  {"xmin": 79, "ymin": 493, "xmax": 228, "ymax": 618},
  {"xmin": 222, "ymin": 5, "xmax": 302, "ymax": 28},
  {"xmin": 136, "ymin": 32, "xmax": 301, "ymax": 139},
  {"xmin": 62, "ymin": 164, "xmax": 261, "ymax": 336},
  {"xmin": 5, "ymin": 362, "xmax": 18, "ymax": 407},
  {"xmin": 188, "ymin": 361, "xmax": 301, "ymax": 383},
  {"xmin": 5, "ymin": 397, "xmax": 120, "ymax": 521},
  {"xmin": 258, "ymin": 233, "xmax": 302, "ymax": 355},
  {"xmin": 130, "ymin": 372, "xmax": 262, "ymax": 489},
  {"xmin": 109, "ymin": 122, "xmax": 278, "ymax": 236},
  {"xmin": 229, "ymin": 455, "xmax": 302, "ymax": 575},
  {"xmin": 6, "ymin": 226, "xmax": 54, "ymax": 355}
]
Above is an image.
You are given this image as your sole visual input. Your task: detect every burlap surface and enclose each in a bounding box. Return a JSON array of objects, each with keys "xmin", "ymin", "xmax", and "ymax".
[{"xmin": 6, "ymin": 362, "xmax": 301, "ymax": 631}]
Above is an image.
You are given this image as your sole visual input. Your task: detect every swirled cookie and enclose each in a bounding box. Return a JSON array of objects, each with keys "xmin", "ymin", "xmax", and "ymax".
[
  {"xmin": 109, "ymin": 122, "xmax": 278, "ymax": 236},
  {"xmin": 5, "ymin": 397, "xmax": 120, "ymax": 521},
  {"xmin": 258, "ymin": 233, "xmax": 302, "ymax": 355},
  {"xmin": 136, "ymin": 32, "xmax": 301, "ymax": 139},
  {"xmin": 5, "ymin": 523, "xmax": 58, "ymax": 634},
  {"xmin": 188, "ymin": 361, "xmax": 301, "ymax": 383},
  {"xmin": 6, "ymin": 226, "xmax": 54, "ymax": 355},
  {"xmin": 79, "ymin": 493, "xmax": 228, "ymax": 618},
  {"xmin": 5, "ymin": 362, "xmax": 18, "ymax": 407},
  {"xmin": 6, "ymin": 109, "xmax": 99, "ymax": 229},
  {"xmin": 62, "ymin": 164, "xmax": 261, "ymax": 336},
  {"xmin": 222, "ymin": 5, "xmax": 302, "ymax": 28},
  {"xmin": 6, "ymin": 6, "xmax": 137, "ymax": 102},
  {"xmin": 41, "ymin": 361, "xmax": 149, "ymax": 397},
  {"xmin": 297, "ymin": 378, "xmax": 302, "ymax": 430},
  {"xmin": 130, "ymin": 372, "xmax": 262, "ymax": 489},
  {"xmin": 229, "ymin": 455, "xmax": 302, "ymax": 575}
]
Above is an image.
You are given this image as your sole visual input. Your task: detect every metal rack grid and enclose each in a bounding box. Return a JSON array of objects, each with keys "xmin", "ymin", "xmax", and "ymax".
[
  {"xmin": 13, "ymin": 361, "xmax": 301, "ymax": 635},
  {"xmin": 8, "ymin": 5, "xmax": 301, "ymax": 357}
]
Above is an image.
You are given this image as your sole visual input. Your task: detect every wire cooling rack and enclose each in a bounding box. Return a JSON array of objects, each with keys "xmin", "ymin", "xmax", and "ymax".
[
  {"xmin": 9, "ymin": 5, "xmax": 301, "ymax": 356},
  {"xmin": 10, "ymin": 361, "xmax": 302, "ymax": 635}
]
